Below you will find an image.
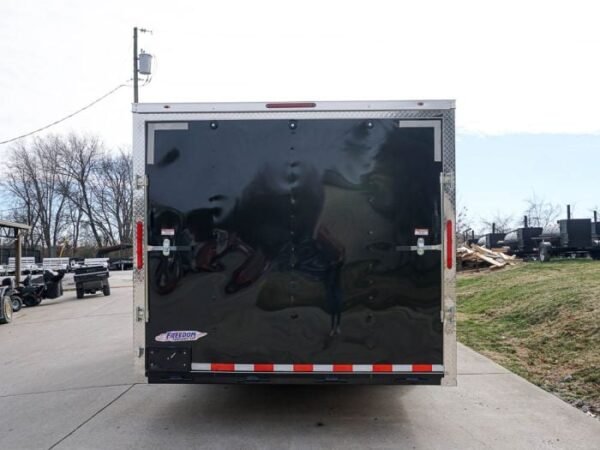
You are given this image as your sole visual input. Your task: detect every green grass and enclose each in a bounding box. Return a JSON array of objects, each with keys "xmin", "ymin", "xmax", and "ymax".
[{"xmin": 457, "ymin": 260, "xmax": 600, "ymax": 414}]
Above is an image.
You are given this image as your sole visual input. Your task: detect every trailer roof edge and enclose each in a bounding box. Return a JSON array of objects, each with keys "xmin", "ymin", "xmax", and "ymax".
[{"xmin": 132, "ymin": 100, "xmax": 455, "ymax": 114}]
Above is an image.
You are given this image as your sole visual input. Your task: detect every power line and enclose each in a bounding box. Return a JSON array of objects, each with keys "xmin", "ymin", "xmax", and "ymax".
[{"xmin": 0, "ymin": 80, "xmax": 131, "ymax": 146}]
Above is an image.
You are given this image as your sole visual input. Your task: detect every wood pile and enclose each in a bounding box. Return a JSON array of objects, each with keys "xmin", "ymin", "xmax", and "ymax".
[{"xmin": 457, "ymin": 244, "xmax": 518, "ymax": 271}]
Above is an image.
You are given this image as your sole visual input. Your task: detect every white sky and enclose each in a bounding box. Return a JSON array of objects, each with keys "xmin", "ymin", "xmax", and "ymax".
[{"xmin": 2, "ymin": 0, "xmax": 600, "ymax": 148}]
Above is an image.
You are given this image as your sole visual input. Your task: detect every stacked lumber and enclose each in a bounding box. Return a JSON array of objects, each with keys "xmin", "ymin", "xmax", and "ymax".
[{"xmin": 457, "ymin": 244, "xmax": 518, "ymax": 271}]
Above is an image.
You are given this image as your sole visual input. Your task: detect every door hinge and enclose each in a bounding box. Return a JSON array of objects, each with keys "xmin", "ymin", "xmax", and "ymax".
[
  {"xmin": 135, "ymin": 174, "xmax": 147, "ymax": 189},
  {"xmin": 443, "ymin": 305, "xmax": 455, "ymax": 324},
  {"xmin": 136, "ymin": 306, "xmax": 145, "ymax": 322}
]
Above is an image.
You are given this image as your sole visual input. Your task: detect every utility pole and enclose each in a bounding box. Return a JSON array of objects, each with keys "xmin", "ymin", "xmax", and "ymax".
[
  {"xmin": 133, "ymin": 27, "xmax": 139, "ymax": 103},
  {"xmin": 133, "ymin": 27, "xmax": 153, "ymax": 103}
]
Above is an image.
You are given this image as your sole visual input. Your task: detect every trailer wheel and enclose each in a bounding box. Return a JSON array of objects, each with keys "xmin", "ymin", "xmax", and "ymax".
[
  {"xmin": 11, "ymin": 295, "xmax": 22, "ymax": 312},
  {"xmin": 103, "ymin": 284, "xmax": 111, "ymax": 296},
  {"xmin": 0, "ymin": 296, "xmax": 13, "ymax": 324},
  {"xmin": 539, "ymin": 244, "xmax": 552, "ymax": 263},
  {"xmin": 23, "ymin": 295, "xmax": 42, "ymax": 307},
  {"xmin": 76, "ymin": 287, "xmax": 84, "ymax": 299}
]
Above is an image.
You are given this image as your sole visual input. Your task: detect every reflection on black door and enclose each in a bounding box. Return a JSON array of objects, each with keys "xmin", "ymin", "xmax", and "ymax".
[{"xmin": 146, "ymin": 119, "xmax": 443, "ymax": 365}]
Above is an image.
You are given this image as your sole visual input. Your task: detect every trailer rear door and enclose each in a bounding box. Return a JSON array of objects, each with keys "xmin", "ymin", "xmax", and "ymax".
[{"xmin": 134, "ymin": 103, "xmax": 455, "ymax": 385}]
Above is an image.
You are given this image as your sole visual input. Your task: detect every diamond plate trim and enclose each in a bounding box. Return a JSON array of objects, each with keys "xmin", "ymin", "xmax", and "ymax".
[
  {"xmin": 132, "ymin": 113, "xmax": 147, "ymax": 382},
  {"xmin": 441, "ymin": 108, "xmax": 457, "ymax": 386}
]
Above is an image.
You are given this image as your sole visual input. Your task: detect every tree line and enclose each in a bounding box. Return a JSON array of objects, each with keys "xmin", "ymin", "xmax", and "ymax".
[{"xmin": 2, "ymin": 133, "xmax": 132, "ymax": 257}]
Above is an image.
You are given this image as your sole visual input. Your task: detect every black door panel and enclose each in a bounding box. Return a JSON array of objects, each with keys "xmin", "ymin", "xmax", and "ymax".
[{"xmin": 146, "ymin": 119, "xmax": 443, "ymax": 364}]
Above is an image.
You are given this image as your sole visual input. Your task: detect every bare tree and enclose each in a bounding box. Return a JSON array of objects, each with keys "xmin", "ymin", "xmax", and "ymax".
[
  {"xmin": 2, "ymin": 153, "xmax": 41, "ymax": 248},
  {"xmin": 480, "ymin": 212, "xmax": 515, "ymax": 234},
  {"xmin": 523, "ymin": 194, "xmax": 561, "ymax": 229},
  {"xmin": 4, "ymin": 137, "xmax": 70, "ymax": 256},
  {"xmin": 93, "ymin": 149, "xmax": 133, "ymax": 244},
  {"xmin": 56, "ymin": 134, "xmax": 105, "ymax": 247},
  {"xmin": 64, "ymin": 197, "xmax": 85, "ymax": 251},
  {"xmin": 455, "ymin": 205, "xmax": 473, "ymax": 244},
  {"xmin": 2, "ymin": 133, "xmax": 134, "ymax": 256}
]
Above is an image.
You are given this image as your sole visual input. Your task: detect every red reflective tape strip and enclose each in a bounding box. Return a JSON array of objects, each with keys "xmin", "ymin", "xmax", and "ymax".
[
  {"xmin": 293, "ymin": 364, "xmax": 314, "ymax": 372},
  {"xmin": 211, "ymin": 363, "xmax": 235, "ymax": 372},
  {"xmin": 136, "ymin": 221, "xmax": 144, "ymax": 269},
  {"xmin": 265, "ymin": 102, "xmax": 316, "ymax": 109},
  {"xmin": 196, "ymin": 363, "xmax": 439, "ymax": 373},
  {"xmin": 446, "ymin": 220, "xmax": 453, "ymax": 269},
  {"xmin": 254, "ymin": 363, "xmax": 274, "ymax": 372}
]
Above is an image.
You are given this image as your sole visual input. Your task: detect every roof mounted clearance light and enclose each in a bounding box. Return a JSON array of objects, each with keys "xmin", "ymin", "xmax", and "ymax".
[{"xmin": 265, "ymin": 102, "xmax": 317, "ymax": 109}]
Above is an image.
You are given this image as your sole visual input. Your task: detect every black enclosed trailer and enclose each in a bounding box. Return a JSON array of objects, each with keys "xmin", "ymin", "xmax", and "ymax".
[{"xmin": 132, "ymin": 100, "xmax": 457, "ymax": 385}]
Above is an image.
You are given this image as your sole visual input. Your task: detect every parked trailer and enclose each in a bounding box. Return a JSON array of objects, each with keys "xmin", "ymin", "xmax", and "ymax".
[
  {"xmin": 84, "ymin": 258, "xmax": 109, "ymax": 269},
  {"xmin": 7, "ymin": 257, "xmax": 38, "ymax": 274},
  {"xmin": 133, "ymin": 100, "xmax": 457, "ymax": 385},
  {"xmin": 42, "ymin": 257, "xmax": 70, "ymax": 272}
]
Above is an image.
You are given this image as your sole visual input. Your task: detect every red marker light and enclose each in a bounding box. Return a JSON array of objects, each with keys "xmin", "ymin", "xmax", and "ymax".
[
  {"xmin": 136, "ymin": 221, "xmax": 144, "ymax": 270},
  {"xmin": 446, "ymin": 220, "xmax": 453, "ymax": 269},
  {"xmin": 265, "ymin": 102, "xmax": 316, "ymax": 109}
]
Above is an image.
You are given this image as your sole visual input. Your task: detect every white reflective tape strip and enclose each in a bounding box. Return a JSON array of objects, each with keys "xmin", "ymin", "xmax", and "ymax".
[
  {"xmin": 313, "ymin": 364, "xmax": 333, "ymax": 372},
  {"xmin": 398, "ymin": 120, "xmax": 442, "ymax": 162},
  {"xmin": 392, "ymin": 364, "xmax": 412, "ymax": 372},
  {"xmin": 147, "ymin": 122, "xmax": 189, "ymax": 164},
  {"xmin": 234, "ymin": 363, "xmax": 253, "ymax": 371},
  {"xmin": 274, "ymin": 364, "xmax": 294, "ymax": 372},
  {"xmin": 191, "ymin": 363, "xmax": 211, "ymax": 371},
  {"xmin": 353, "ymin": 364, "xmax": 373, "ymax": 372},
  {"xmin": 432, "ymin": 364, "xmax": 444, "ymax": 372}
]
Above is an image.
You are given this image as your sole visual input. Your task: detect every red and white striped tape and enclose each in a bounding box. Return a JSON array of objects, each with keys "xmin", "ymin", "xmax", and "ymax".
[{"xmin": 191, "ymin": 363, "xmax": 443, "ymax": 373}]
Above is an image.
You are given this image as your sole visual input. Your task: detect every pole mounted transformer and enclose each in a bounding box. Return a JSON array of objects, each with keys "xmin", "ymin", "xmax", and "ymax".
[{"xmin": 138, "ymin": 51, "xmax": 153, "ymax": 75}]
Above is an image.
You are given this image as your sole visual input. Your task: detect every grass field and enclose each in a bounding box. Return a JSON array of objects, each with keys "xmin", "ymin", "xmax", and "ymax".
[{"xmin": 457, "ymin": 260, "xmax": 600, "ymax": 416}]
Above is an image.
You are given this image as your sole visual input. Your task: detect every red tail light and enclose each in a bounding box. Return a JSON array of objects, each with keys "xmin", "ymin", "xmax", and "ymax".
[
  {"xmin": 446, "ymin": 220, "xmax": 453, "ymax": 269},
  {"xmin": 136, "ymin": 221, "xmax": 144, "ymax": 270},
  {"xmin": 265, "ymin": 102, "xmax": 316, "ymax": 109}
]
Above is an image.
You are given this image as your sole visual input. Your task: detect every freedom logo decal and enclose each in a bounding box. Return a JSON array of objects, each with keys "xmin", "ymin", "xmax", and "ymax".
[{"xmin": 155, "ymin": 330, "xmax": 207, "ymax": 342}]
